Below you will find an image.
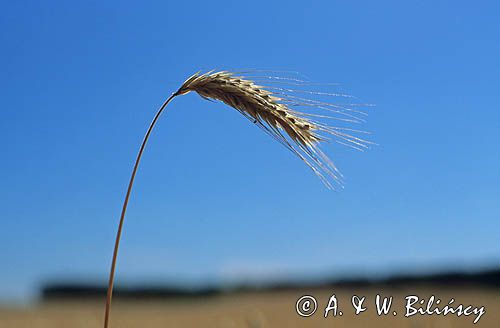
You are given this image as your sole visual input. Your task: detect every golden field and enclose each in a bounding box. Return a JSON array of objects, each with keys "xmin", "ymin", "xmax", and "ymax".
[{"xmin": 1, "ymin": 287, "xmax": 498, "ymax": 327}]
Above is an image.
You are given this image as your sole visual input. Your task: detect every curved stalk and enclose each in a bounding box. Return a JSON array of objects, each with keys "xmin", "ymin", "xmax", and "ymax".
[{"xmin": 104, "ymin": 93, "xmax": 178, "ymax": 328}]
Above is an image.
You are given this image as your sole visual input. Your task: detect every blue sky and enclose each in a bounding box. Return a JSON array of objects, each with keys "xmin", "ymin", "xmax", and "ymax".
[{"xmin": 1, "ymin": 1, "xmax": 499, "ymax": 302}]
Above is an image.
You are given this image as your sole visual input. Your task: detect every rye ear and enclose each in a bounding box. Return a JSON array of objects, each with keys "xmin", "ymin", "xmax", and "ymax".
[{"xmin": 104, "ymin": 70, "xmax": 371, "ymax": 328}]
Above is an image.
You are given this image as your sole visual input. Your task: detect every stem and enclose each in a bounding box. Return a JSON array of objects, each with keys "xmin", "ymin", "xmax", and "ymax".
[{"xmin": 103, "ymin": 93, "xmax": 178, "ymax": 328}]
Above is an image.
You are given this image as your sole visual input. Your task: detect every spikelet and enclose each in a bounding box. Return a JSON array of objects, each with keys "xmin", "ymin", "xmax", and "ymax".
[{"xmin": 176, "ymin": 70, "xmax": 371, "ymax": 188}]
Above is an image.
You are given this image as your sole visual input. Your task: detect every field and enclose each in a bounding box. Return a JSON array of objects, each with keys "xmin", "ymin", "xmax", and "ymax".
[{"xmin": 1, "ymin": 286, "xmax": 498, "ymax": 327}]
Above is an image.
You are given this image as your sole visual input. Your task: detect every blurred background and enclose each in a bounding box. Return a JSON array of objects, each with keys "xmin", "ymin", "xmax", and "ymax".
[{"xmin": 1, "ymin": 0, "xmax": 499, "ymax": 327}]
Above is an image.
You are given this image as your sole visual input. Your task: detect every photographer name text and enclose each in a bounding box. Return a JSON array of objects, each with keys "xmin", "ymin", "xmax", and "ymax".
[{"xmin": 295, "ymin": 294, "xmax": 485, "ymax": 324}]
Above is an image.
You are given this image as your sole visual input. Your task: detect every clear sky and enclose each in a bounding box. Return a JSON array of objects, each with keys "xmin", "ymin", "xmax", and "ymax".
[{"xmin": 1, "ymin": 1, "xmax": 499, "ymax": 302}]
